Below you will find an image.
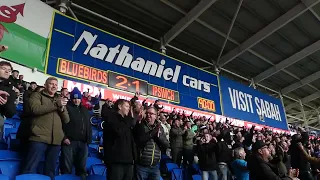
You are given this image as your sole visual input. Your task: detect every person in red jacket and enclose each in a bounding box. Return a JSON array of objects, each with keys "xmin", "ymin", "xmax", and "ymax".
[{"xmin": 81, "ymin": 91, "xmax": 93, "ymax": 110}]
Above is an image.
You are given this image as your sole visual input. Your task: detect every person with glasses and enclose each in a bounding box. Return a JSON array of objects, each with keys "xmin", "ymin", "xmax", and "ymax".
[
  {"xmin": 247, "ymin": 140, "xmax": 299, "ymax": 180},
  {"xmin": 133, "ymin": 106, "xmax": 169, "ymax": 180}
]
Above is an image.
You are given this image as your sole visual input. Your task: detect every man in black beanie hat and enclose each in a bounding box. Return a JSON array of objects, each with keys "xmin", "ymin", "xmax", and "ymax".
[{"xmin": 60, "ymin": 87, "xmax": 92, "ymax": 180}]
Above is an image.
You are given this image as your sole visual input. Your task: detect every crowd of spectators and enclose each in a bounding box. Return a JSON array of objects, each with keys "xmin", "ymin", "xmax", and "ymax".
[{"xmin": 0, "ymin": 57, "xmax": 320, "ymax": 180}]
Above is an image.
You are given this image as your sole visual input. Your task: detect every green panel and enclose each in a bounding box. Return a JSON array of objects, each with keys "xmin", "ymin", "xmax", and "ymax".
[{"xmin": 0, "ymin": 22, "xmax": 47, "ymax": 71}]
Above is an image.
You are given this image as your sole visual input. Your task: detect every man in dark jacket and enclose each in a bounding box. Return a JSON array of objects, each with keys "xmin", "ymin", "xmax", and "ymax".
[
  {"xmin": 103, "ymin": 99, "xmax": 136, "ymax": 180},
  {"xmin": 170, "ymin": 118, "xmax": 186, "ymax": 166},
  {"xmin": 60, "ymin": 87, "xmax": 92, "ymax": 180},
  {"xmin": 23, "ymin": 82, "xmax": 37, "ymax": 102},
  {"xmin": 17, "ymin": 81, "xmax": 37, "ymax": 158},
  {"xmin": 9, "ymin": 69, "xmax": 20, "ymax": 89},
  {"xmin": 134, "ymin": 106, "xmax": 169, "ymax": 180},
  {"xmin": 216, "ymin": 129, "xmax": 233, "ymax": 180},
  {"xmin": 290, "ymin": 132, "xmax": 314, "ymax": 180},
  {"xmin": 248, "ymin": 140, "xmax": 297, "ymax": 180},
  {"xmin": 196, "ymin": 133, "xmax": 218, "ymax": 180},
  {"xmin": 0, "ymin": 61, "xmax": 17, "ymax": 133}
]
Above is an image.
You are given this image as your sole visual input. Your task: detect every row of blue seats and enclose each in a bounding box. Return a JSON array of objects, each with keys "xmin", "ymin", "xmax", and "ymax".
[
  {"xmin": 0, "ymin": 150, "xmax": 106, "ymax": 179},
  {"xmin": 0, "ymin": 174, "xmax": 106, "ymax": 180}
]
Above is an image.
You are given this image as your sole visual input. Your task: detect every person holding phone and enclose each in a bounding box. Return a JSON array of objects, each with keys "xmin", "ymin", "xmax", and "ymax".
[{"xmin": 0, "ymin": 61, "xmax": 17, "ymax": 133}]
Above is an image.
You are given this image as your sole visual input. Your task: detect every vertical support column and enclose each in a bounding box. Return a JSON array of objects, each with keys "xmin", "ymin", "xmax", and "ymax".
[
  {"xmin": 249, "ymin": 78, "xmax": 257, "ymax": 89},
  {"xmin": 279, "ymin": 91, "xmax": 289, "ymax": 130},
  {"xmin": 299, "ymin": 99, "xmax": 308, "ymax": 131},
  {"xmin": 58, "ymin": 0, "xmax": 70, "ymax": 14},
  {"xmin": 160, "ymin": 37, "xmax": 167, "ymax": 54}
]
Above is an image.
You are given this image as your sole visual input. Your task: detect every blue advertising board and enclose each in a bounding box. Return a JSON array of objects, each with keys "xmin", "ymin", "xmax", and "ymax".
[
  {"xmin": 219, "ymin": 76, "xmax": 288, "ymax": 130},
  {"xmin": 45, "ymin": 12, "xmax": 222, "ymax": 114}
]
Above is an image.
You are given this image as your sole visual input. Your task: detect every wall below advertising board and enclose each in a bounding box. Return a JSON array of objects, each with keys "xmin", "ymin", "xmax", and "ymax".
[{"xmin": 1, "ymin": 58, "xmax": 64, "ymax": 89}]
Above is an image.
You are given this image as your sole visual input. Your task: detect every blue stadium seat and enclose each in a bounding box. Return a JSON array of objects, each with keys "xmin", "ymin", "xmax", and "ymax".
[
  {"xmin": 99, "ymin": 137, "xmax": 103, "ymax": 146},
  {"xmin": 86, "ymin": 157, "xmax": 103, "ymax": 172},
  {"xmin": 0, "ymin": 142, "xmax": 7, "ymax": 150},
  {"xmin": 98, "ymin": 131, "xmax": 103, "ymax": 139},
  {"xmin": 88, "ymin": 151, "xmax": 99, "ymax": 158},
  {"xmin": 0, "ymin": 174, "xmax": 9, "ymax": 180},
  {"xmin": 15, "ymin": 121, "xmax": 21, "ymax": 129},
  {"xmin": 7, "ymin": 133, "xmax": 19, "ymax": 151},
  {"xmin": 166, "ymin": 163, "xmax": 179, "ymax": 173},
  {"xmin": 15, "ymin": 174, "xmax": 51, "ymax": 180},
  {"xmin": 90, "ymin": 117, "xmax": 100, "ymax": 126},
  {"xmin": 98, "ymin": 122, "xmax": 104, "ymax": 131},
  {"xmin": 87, "ymin": 175, "xmax": 105, "ymax": 180},
  {"xmin": 55, "ymin": 174, "xmax": 81, "ymax": 180},
  {"xmin": 172, "ymin": 168, "xmax": 183, "ymax": 180},
  {"xmin": 88, "ymin": 144, "xmax": 99, "ymax": 151},
  {"xmin": 3, "ymin": 123, "xmax": 14, "ymax": 140},
  {"xmin": 192, "ymin": 163, "xmax": 201, "ymax": 174},
  {"xmin": 160, "ymin": 176, "xmax": 164, "ymax": 180},
  {"xmin": 5, "ymin": 119, "xmax": 20, "ymax": 128},
  {"xmin": 0, "ymin": 150, "xmax": 20, "ymax": 160},
  {"xmin": 16, "ymin": 104, "xmax": 23, "ymax": 112},
  {"xmin": 4, "ymin": 128, "xmax": 18, "ymax": 141},
  {"xmin": 192, "ymin": 174, "xmax": 201, "ymax": 180},
  {"xmin": 12, "ymin": 115, "xmax": 20, "ymax": 120},
  {"xmin": 92, "ymin": 129, "xmax": 99, "ymax": 141},
  {"xmin": 0, "ymin": 159, "xmax": 21, "ymax": 179},
  {"xmin": 90, "ymin": 164, "xmax": 107, "ymax": 176}
]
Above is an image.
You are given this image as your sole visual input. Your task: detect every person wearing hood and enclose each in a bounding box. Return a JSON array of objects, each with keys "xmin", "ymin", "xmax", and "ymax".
[{"xmin": 60, "ymin": 87, "xmax": 92, "ymax": 180}]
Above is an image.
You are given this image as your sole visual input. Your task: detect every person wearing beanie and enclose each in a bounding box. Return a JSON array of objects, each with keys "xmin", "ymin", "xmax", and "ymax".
[{"xmin": 60, "ymin": 87, "xmax": 92, "ymax": 180}]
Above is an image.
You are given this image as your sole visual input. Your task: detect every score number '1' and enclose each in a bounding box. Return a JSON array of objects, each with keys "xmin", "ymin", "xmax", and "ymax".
[{"xmin": 116, "ymin": 75, "xmax": 140, "ymax": 92}]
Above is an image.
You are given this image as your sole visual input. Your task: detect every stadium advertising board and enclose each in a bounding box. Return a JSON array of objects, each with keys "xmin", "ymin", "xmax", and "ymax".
[
  {"xmin": 63, "ymin": 80, "xmax": 217, "ymax": 119},
  {"xmin": 46, "ymin": 12, "xmax": 222, "ymax": 114},
  {"xmin": 219, "ymin": 76, "xmax": 288, "ymax": 130}
]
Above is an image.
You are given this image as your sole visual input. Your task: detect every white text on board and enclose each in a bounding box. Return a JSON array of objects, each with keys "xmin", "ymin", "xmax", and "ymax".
[
  {"xmin": 228, "ymin": 88, "xmax": 282, "ymax": 121},
  {"xmin": 71, "ymin": 31, "xmax": 213, "ymax": 93}
]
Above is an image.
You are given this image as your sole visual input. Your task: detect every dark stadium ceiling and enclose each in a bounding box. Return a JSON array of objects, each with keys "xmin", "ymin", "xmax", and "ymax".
[{"xmin": 48, "ymin": 0, "xmax": 320, "ymax": 129}]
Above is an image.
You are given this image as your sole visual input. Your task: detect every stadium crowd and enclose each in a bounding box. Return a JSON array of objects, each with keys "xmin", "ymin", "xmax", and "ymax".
[{"xmin": 0, "ymin": 57, "xmax": 319, "ymax": 180}]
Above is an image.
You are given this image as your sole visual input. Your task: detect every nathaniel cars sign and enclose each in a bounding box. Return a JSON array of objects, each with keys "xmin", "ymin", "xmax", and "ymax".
[{"xmin": 45, "ymin": 12, "xmax": 222, "ymax": 114}]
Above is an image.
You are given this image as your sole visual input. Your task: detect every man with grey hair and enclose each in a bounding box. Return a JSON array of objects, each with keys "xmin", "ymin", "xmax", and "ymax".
[
  {"xmin": 22, "ymin": 77, "xmax": 70, "ymax": 179},
  {"xmin": 231, "ymin": 147, "xmax": 249, "ymax": 180}
]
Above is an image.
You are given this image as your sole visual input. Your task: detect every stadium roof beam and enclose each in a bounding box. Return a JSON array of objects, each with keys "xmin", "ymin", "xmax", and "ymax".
[
  {"xmin": 281, "ymin": 70, "xmax": 320, "ymax": 94},
  {"xmin": 162, "ymin": 0, "xmax": 218, "ymax": 46},
  {"xmin": 286, "ymin": 92, "xmax": 320, "ymax": 110},
  {"xmin": 218, "ymin": 0, "xmax": 320, "ymax": 67},
  {"xmin": 253, "ymin": 40, "xmax": 320, "ymax": 83}
]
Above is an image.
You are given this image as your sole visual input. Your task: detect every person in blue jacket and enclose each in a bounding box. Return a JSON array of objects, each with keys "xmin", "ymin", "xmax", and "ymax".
[{"xmin": 231, "ymin": 147, "xmax": 249, "ymax": 180}]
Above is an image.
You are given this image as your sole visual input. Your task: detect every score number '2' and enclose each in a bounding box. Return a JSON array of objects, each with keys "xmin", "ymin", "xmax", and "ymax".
[{"xmin": 116, "ymin": 75, "xmax": 140, "ymax": 92}]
